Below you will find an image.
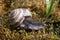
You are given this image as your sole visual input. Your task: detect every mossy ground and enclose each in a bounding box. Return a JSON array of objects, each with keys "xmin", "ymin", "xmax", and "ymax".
[{"xmin": 0, "ymin": 0, "xmax": 60, "ymax": 40}]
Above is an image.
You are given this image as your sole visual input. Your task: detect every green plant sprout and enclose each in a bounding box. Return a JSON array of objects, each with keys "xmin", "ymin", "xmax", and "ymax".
[{"xmin": 46, "ymin": 0, "xmax": 55, "ymax": 17}]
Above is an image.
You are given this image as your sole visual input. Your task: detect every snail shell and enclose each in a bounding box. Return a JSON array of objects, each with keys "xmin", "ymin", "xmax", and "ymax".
[{"xmin": 9, "ymin": 8, "xmax": 32, "ymax": 27}]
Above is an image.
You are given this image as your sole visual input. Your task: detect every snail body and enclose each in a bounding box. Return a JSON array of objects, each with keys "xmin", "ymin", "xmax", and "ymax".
[{"xmin": 9, "ymin": 8, "xmax": 46, "ymax": 30}]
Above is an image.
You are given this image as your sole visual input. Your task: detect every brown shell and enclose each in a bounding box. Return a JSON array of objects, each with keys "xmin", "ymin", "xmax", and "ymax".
[{"xmin": 9, "ymin": 8, "xmax": 32, "ymax": 27}]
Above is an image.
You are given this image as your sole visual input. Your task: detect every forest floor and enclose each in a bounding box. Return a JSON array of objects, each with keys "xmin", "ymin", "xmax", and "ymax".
[{"xmin": 0, "ymin": 0, "xmax": 60, "ymax": 40}]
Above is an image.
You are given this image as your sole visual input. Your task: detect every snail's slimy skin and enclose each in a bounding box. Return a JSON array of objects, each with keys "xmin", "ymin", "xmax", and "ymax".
[
  {"xmin": 9, "ymin": 8, "xmax": 46, "ymax": 30},
  {"xmin": 20, "ymin": 17, "xmax": 46, "ymax": 30},
  {"xmin": 28, "ymin": 24, "xmax": 43, "ymax": 30}
]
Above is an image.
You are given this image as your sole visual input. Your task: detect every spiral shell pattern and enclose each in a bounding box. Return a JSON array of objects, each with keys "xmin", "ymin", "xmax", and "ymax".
[{"xmin": 9, "ymin": 8, "xmax": 32, "ymax": 27}]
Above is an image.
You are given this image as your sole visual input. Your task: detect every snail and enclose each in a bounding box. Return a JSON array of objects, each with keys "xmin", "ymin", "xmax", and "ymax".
[{"xmin": 9, "ymin": 8, "xmax": 46, "ymax": 30}]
